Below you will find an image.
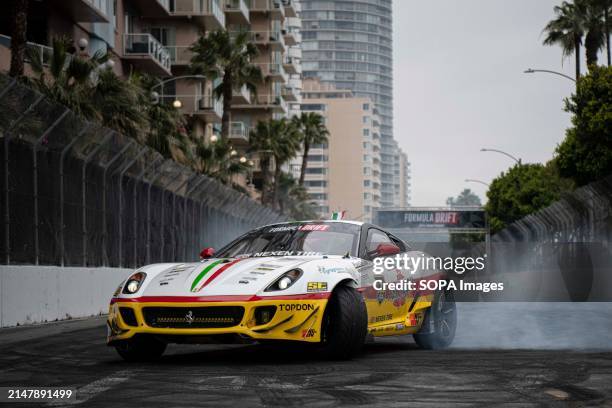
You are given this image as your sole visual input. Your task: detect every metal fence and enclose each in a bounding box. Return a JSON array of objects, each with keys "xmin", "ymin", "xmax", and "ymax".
[
  {"xmin": 486, "ymin": 175, "xmax": 612, "ymax": 301},
  {"xmin": 0, "ymin": 74, "xmax": 286, "ymax": 268}
]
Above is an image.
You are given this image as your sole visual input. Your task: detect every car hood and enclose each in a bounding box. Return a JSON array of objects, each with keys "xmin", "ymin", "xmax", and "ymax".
[{"xmin": 140, "ymin": 256, "xmax": 325, "ymax": 297}]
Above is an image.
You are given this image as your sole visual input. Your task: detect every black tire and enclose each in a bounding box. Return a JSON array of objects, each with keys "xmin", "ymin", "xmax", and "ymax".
[
  {"xmin": 320, "ymin": 285, "xmax": 367, "ymax": 359},
  {"xmin": 413, "ymin": 289, "xmax": 457, "ymax": 350},
  {"xmin": 114, "ymin": 335, "xmax": 167, "ymax": 362}
]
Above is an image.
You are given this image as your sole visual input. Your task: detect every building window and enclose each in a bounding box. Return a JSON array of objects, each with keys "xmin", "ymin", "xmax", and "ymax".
[
  {"xmin": 363, "ymin": 116, "xmax": 370, "ymax": 124},
  {"xmin": 363, "ymin": 103, "xmax": 370, "ymax": 111},
  {"xmin": 305, "ymin": 180, "xmax": 328, "ymax": 187},
  {"xmin": 363, "ymin": 129, "xmax": 370, "ymax": 137}
]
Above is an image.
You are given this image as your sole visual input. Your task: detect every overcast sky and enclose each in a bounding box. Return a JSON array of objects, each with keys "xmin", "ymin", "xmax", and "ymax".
[{"xmin": 393, "ymin": 0, "xmax": 580, "ymax": 206}]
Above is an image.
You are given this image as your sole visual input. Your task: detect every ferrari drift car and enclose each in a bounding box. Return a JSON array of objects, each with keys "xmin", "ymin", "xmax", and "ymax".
[{"xmin": 107, "ymin": 221, "xmax": 456, "ymax": 360}]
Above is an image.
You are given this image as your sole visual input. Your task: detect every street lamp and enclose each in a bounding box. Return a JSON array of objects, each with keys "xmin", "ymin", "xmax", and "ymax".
[
  {"xmin": 210, "ymin": 134, "xmax": 218, "ymax": 143},
  {"xmin": 172, "ymin": 99, "xmax": 182, "ymax": 109},
  {"xmin": 524, "ymin": 68, "xmax": 576, "ymax": 83},
  {"xmin": 480, "ymin": 148, "xmax": 521, "ymax": 164},
  {"xmin": 465, "ymin": 179, "xmax": 490, "ymax": 187}
]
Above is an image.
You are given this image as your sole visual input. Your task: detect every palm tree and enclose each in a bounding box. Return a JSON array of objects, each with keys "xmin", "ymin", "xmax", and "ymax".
[
  {"xmin": 271, "ymin": 120, "xmax": 301, "ymax": 209},
  {"xmin": 189, "ymin": 29, "xmax": 262, "ymax": 140},
  {"xmin": 588, "ymin": 0, "xmax": 612, "ymax": 65},
  {"xmin": 195, "ymin": 136, "xmax": 248, "ymax": 184},
  {"xmin": 543, "ymin": 1, "xmax": 585, "ymax": 80},
  {"xmin": 248, "ymin": 118, "xmax": 301, "ymax": 207},
  {"xmin": 582, "ymin": 0, "xmax": 606, "ymax": 67},
  {"xmin": 9, "ymin": 0, "xmax": 28, "ymax": 78},
  {"xmin": 27, "ymin": 37, "xmax": 150, "ymax": 139},
  {"xmin": 292, "ymin": 112, "xmax": 330, "ymax": 187}
]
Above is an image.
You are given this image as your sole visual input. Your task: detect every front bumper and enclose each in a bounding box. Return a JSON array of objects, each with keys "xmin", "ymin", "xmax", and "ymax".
[{"xmin": 107, "ymin": 294, "xmax": 329, "ymax": 345}]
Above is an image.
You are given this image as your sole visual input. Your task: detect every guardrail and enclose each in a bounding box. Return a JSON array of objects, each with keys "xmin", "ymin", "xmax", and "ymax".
[{"xmin": 123, "ymin": 33, "xmax": 171, "ymax": 71}]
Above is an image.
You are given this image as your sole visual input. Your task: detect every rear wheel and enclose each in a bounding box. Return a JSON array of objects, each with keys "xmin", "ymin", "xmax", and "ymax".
[
  {"xmin": 320, "ymin": 285, "xmax": 367, "ymax": 359},
  {"xmin": 413, "ymin": 289, "xmax": 457, "ymax": 349},
  {"xmin": 114, "ymin": 335, "xmax": 167, "ymax": 362}
]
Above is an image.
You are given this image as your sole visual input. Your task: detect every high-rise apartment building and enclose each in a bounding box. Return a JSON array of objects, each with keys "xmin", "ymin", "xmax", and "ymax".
[
  {"xmin": 0, "ymin": 0, "xmax": 301, "ymax": 191},
  {"xmin": 298, "ymin": 0, "xmax": 410, "ymax": 207},
  {"xmin": 295, "ymin": 79, "xmax": 381, "ymax": 222}
]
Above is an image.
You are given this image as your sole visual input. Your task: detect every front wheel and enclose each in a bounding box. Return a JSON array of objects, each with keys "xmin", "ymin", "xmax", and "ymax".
[
  {"xmin": 413, "ymin": 289, "xmax": 457, "ymax": 349},
  {"xmin": 320, "ymin": 285, "xmax": 367, "ymax": 359},
  {"xmin": 114, "ymin": 335, "xmax": 167, "ymax": 362}
]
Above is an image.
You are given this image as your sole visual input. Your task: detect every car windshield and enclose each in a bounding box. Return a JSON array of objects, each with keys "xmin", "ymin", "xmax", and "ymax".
[{"xmin": 216, "ymin": 223, "xmax": 361, "ymax": 258}]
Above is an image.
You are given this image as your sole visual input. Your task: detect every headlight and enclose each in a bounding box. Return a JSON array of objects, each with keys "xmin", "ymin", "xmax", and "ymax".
[
  {"xmin": 122, "ymin": 272, "xmax": 146, "ymax": 294},
  {"xmin": 265, "ymin": 269, "xmax": 303, "ymax": 292}
]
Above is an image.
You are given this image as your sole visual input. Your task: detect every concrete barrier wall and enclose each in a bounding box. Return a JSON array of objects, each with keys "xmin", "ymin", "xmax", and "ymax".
[{"xmin": 0, "ymin": 266, "xmax": 132, "ymax": 327}]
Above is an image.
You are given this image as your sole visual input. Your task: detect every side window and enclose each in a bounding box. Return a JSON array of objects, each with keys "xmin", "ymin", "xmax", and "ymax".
[
  {"xmin": 365, "ymin": 229, "xmax": 393, "ymax": 258},
  {"xmin": 389, "ymin": 235, "xmax": 407, "ymax": 252}
]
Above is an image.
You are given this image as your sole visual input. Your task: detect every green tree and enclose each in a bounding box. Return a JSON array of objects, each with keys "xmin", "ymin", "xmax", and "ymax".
[
  {"xmin": 543, "ymin": 1, "xmax": 586, "ymax": 80},
  {"xmin": 26, "ymin": 37, "xmax": 148, "ymax": 138},
  {"xmin": 276, "ymin": 172, "xmax": 318, "ymax": 220},
  {"xmin": 555, "ymin": 65, "xmax": 612, "ymax": 185},
  {"xmin": 292, "ymin": 112, "xmax": 329, "ymax": 187},
  {"xmin": 189, "ymin": 29, "xmax": 262, "ymax": 140},
  {"xmin": 248, "ymin": 118, "xmax": 301, "ymax": 207},
  {"xmin": 446, "ymin": 188, "xmax": 482, "ymax": 207},
  {"xmin": 485, "ymin": 163, "xmax": 572, "ymax": 233},
  {"xmin": 195, "ymin": 136, "xmax": 248, "ymax": 184}
]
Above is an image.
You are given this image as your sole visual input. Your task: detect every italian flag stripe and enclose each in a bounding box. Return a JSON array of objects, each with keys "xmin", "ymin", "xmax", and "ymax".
[
  {"xmin": 331, "ymin": 211, "xmax": 345, "ymax": 220},
  {"xmin": 191, "ymin": 260, "xmax": 224, "ymax": 292},
  {"xmin": 196, "ymin": 258, "xmax": 244, "ymax": 291}
]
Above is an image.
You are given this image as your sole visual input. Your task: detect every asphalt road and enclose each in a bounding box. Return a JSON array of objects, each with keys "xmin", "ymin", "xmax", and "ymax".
[{"xmin": 1, "ymin": 304, "xmax": 612, "ymax": 407}]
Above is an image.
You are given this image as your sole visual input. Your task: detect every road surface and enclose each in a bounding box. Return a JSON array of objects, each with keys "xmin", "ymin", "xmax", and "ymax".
[{"xmin": 1, "ymin": 303, "xmax": 612, "ymax": 407}]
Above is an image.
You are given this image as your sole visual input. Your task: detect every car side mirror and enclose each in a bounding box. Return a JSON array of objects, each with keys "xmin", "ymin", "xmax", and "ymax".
[
  {"xmin": 200, "ymin": 247, "xmax": 215, "ymax": 259},
  {"xmin": 375, "ymin": 242, "xmax": 400, "ymax": 257}
]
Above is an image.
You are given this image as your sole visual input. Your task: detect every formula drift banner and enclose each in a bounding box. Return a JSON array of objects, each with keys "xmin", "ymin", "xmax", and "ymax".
[{"xmin": 376, "ymin": 209, "xmax": 486, "ymax": 229}]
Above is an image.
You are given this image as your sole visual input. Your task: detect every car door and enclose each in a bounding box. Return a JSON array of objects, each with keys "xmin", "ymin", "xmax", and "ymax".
[{"xmin": 361, "ymin": 227, "xmax": 408, "ymax": 326}]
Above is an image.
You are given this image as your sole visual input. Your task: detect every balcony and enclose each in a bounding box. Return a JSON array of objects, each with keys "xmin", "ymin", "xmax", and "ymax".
[
  {"xmin": 256, "ymin": 63, "xmax": 287, "ymax": 83},
  {"xmin": 49, "ymin": 0, "xmax": 110, "ymax": 22},
  {"xmin": 196, "ymin": 94, "xmax": 224, "ymax": 122},
  {"xmin": 166, "ymin": 46, "xmax": 193, "ymax": 66},
  {"xmin": 281, "ymin": 85, "xmax": 298, "ymax": 102},
  {"xmin": 282, "ymin": 55, "xmax": 299, "ymax": 74},
  {"xmin": 0, "ymin": 35, "xmax": 64, "ymax": 68},
  {"xmin": 224, "ymin": 0, "xmax": 249, "ymax": 24},
  {"xmin": 233, "ymin": 94, "xmax": 287, "ymax": 113},
  {"xmin": 169, "ymin": 0, "xmax": 226, "ymax": 29},
  {"xmin": 123, "ymin": 34, "xmax": 171, "ymax": 75},
  {"xmin": 129, "ymin": 0, "xmax": 171, "ymax": 18},
  {"xmin": 232, "ymin": 84, "xmax": 251, "ymax": 104},
  {"xmin": 282, "ymin": 28, "xmax": 299, "ymax": 46},
  {"xmin": 249, "ymin": 0, "xmax": 284, "ymax": 18},
  {"xmin": 229, "ymin": 122, "xmax": 249, "ymax": 144},
  {"xmin": 282, "ymin": 0, "xmax": 298, "ymax": 17},
  {"xmin": 248, "ymin": 31, "xmax": 285, "ymax": 51}
]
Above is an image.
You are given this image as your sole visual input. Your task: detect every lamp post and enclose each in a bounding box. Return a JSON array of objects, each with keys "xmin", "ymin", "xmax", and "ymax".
[
  {"xmin": 524, "ymin": 68, "xmax": 576, "ymax": 83},
  {"xmin": 465, "ymin": 179, "xmax": 490, "ymax": 187},
  {"xmin": 480, "ymin": 148, "xmax": 521, "ymax": 165},
  {"xmin": 149, "ymin": 74, "xmax": 207, "ymax": 108}
]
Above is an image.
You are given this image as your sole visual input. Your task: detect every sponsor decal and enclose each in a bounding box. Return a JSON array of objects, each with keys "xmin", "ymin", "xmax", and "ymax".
[
  {"xmin": 298, "ymin": 224, "xmax": 330, "ymax": 231},
  {"xmin": 250, "ymin": 251, "xmax": 323, "ymax": 257},
  {"xmin": 317, "ymin": 266, "xmax": 347, "ymax": 274},
  {"xmin": 301, "ymin": 328, "xmax": 316, "ymax": 338},
  {"xmin": 238, "ymin": 280, "xmax": 249, "ymax": 284},
  {"xmin": 267, "ymin": 225, "xmax": 298, "ymax": 233},
  {"xmin": 396, "ymin": 323, "xmax": 405, "ymax": 330},
  {"xmin": 370, "ymin": 314, "xmax": 392, "ymax": 323},
  {"xmin": 256, "ymin": 267, "xmax": 276, "ymax": 271},
  {"xmin": 279, "ymin": 304, "xmax": 315, "ymax": 311},
  {"xmin": 307, "ymin": 282, "xmax": 328, "ymax": 292}
]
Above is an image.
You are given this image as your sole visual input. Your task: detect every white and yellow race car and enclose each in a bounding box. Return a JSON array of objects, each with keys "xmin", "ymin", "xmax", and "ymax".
[{"xmin": 107, "ymin": 220, "xmax": 456, "ymax": 361}]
